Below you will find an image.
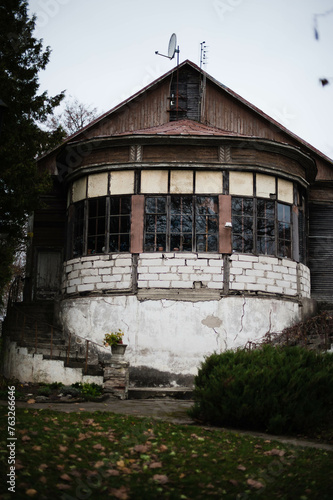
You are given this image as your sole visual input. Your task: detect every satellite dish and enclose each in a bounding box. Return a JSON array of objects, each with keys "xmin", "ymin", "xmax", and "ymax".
[
  {"xmin": 168, "ymin": 33, "xmax": 177, "ymax": 59},
  {"xmin": 155, "ymin": 33, "xmax": 179, "ymax": 63}
]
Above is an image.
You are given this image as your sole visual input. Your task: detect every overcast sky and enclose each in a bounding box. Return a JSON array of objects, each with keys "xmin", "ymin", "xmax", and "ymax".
[{"xmin": 28, "ymin": 0, "xmax": 333, "ymax": 160}]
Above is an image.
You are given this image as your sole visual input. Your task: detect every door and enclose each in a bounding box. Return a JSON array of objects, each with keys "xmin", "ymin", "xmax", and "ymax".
[{"xmin": 35, "ymin": 250, "xmax": 62, "ymax": 300}]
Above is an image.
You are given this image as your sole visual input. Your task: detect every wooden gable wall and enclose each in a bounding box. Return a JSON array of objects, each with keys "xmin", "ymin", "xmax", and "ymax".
[{"xmin": 75, "ymin": 78, "xmax": 171, "ymax": 140}]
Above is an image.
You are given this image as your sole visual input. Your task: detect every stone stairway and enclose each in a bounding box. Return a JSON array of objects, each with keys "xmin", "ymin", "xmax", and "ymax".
[{"xmin": 3, "ymin": 302, "xmax": 110, "ymax": 377}]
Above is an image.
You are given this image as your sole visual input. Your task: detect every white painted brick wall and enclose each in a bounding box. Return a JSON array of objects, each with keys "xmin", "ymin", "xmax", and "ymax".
[
  {"xmin": 137, "ymin": 252, "xmax": 224, "ymax": 290},
  {"xmin": 62, "ymin": 252, "xmax": 311, "ymax": 299},
  {"xmin": 63, "ymin": 254, "xmax": 133, "ymax": 295},
  {"xmin": 229, "ymin": 254, "xmax": 311, "ymax": 298}
]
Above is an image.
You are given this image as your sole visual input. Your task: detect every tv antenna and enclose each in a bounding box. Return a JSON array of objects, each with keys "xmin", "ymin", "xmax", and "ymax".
[
  {"xmin": 155, "ymin": 33, "xmax": 180, "ymax": 65},
  {"xmin": 200, "ymin": 41, "xmax": 208, "ymax": 70}
]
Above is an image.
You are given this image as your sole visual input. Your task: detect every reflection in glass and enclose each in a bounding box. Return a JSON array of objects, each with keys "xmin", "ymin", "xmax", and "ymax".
[
  {"xmin": 278, "ymin": 203, "xmax": 292, "ymax": 258},
  {"xmin": 232, "ymin": 197, "xmax": 253, "ymax": 253}
]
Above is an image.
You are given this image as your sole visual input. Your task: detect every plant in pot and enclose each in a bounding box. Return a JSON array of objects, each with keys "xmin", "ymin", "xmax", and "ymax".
[{"xmin": 103, "ymin": 329, "xmax": 127, "ymax": 356}]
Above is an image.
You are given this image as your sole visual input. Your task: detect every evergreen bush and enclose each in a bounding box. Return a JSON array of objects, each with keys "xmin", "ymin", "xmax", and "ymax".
[{"xmin": 189, "ymin": 345, "xmax": 333, "ymax": 435}]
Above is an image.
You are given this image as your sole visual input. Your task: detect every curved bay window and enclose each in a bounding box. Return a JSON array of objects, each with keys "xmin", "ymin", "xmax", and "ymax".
[
  {"xmin": 70, "ymin": 195, "xmax": 131, "ymax": 258},
  {"xmin": 144, "ymin": 195, "xmax": 219, "ymax": 252},
  {"xmin": 232, "ymin": 197, "xmax": 292, "ymax": 258}
]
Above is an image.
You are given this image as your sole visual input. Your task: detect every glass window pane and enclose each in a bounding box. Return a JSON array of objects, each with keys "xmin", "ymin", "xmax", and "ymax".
[
  {"xmin": 146, "ymin": 197, "xmax": 166, "ymax": 214},
  {"xmin": 110, "ymin": 198, "xmax": 120, "ymax": 215},
  {"xmin": 279, "ymin": 223, "xmax": 291, "ymax": 240},
  {"xmin": 207, "ymin": 216, "xmax": 218, "ymax": 233},
  {"xmin": 109, "ymin": 196, "xmax": 131, "ymax": 252},
  {"xmin": 97, "ymin": 217, "xmax": 105, "ymax": 234},
  {"xmin": 119, "ymin": 234, "xmax": 130, "ymax": 252},
  {"xmin": 156, "ymin": 235, "xmax": 166, "ymax": 251},
  {"xmin": 196, "ymin": 196, "xmax": 218, "ymax": 215},
  {"xmin": 119, "ymin": 216, "xmax": 130, "ymax": 233},
  {"xmin": 120, "ymin": 196, "xmax": 131, "ymax": 214},
  {"xmin": 207, "ymin": 235, "xmax": 218, "ymax": 251},
  {"xmin": 110, "ymin": 216, "xmax": 120, "ymax": 234},
  {"xmin": 89, "ymin": 199, "xmax": 98, "ymax": 217},
  {"xmin": 170, "ymin": 235, "xmax": 181, "ymax": 251},
  {"xmin": 278, "ymin": 203, "xmax": 291, "ymax": 223},
  {"xmin": 171, "ymin": 196, "xmax": 192, "ymax": 214},
  {"xmin": 257, "ymin": 199, "xmax": 275, "ymax": 217},
  {"xmin": 182, "ymin": 234, "xmax": 192, "ymax": 252},
  {"xmin": 144, "ymin": 234, "xmax": 155, "ymax": 252},
  {"xmin": 196, "ymin": 235, "xmax": 207, "ymax": 252},
  {"xmin": 278, "ymin": 241, "xmax": 291, "ymax": 258}
]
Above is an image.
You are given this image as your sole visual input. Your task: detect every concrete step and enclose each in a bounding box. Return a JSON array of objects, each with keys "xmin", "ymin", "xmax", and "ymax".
[{"xmin": 128, "ymin": 387, "xmax": 194, "ymax": 400}]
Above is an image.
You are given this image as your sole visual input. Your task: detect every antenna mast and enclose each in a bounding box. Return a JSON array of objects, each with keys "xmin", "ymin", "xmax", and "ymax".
[{"xmin": 199, "ymin": 41, "xmax": 208, "ymax": 122}]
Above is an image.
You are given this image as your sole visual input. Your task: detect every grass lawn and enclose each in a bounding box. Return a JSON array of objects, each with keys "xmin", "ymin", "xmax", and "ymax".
[{"xmin": 0, "ymin": 406, "xmax": 332, "ymax": 500}]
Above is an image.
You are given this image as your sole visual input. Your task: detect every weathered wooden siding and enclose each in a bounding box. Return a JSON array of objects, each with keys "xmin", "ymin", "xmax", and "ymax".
[
  {"xmin": 231, "ymin": 147, "xmax": 307, "ymax": 179},
  {"xmin": 33, "ymin": 191, "xmax": 67, "ymax": 248},
  {"xmin": 203, "ymin": 81, "xmax": 294, "ymax": 145},
  {"xmin": 143, "ymin": 145, "xmax": 219, "ymax": 162},
  {"xmin": 308, "ymin": 203, "xmax": 333, "ymax": 302},
  {"xmin": 79, "ymin": 146, "xmax": 130, "ymax": 167},
  {"xmin": 77, "ymin": 79, "xmax": 171, "ymax": 140}
]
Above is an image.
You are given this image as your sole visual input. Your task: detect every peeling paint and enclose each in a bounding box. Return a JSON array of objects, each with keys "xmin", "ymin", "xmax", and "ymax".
[{"xmin": 201, "ymin": 315, "xmax": 222, "ymax": 329}]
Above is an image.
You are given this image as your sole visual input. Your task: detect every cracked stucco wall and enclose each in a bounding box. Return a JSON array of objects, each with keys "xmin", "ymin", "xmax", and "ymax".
[{"xmin": 59, "ymin": 294, "xmax": 300, "ymax": 381}]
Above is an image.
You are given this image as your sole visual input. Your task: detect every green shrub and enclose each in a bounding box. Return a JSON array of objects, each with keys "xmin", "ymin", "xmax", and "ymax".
[
  {"xmin": 189, "ymin": 345, "xmax": 333, "ymax": 435},
  {"xmin": 71, "ymin": 382, "xmax": 103, "ymax": 399},
  {"xmin": 61, "ymin": 386, "xmax": 80, "ymax": 398},
  {"xmin": 37, "ymin": 385, "xmax": 51, "ymax": 397},
  {"xmin": 50, "ymin": 382, "xmax": 64, "ymax": 390}
]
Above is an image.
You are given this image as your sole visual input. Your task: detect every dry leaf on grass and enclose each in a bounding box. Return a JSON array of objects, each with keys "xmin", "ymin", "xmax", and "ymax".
[
  {"xmin": 153, "ymin": 474, "xmax": 169, "ymax": 484},
  {"xmin": 247, "ymin": 478, "xmax": 265, "ymax": 489}
]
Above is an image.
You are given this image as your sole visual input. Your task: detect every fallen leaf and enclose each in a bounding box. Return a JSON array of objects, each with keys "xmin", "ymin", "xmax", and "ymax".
[
  {"xmin": 25, "ymin": 489, "xmax": 37, "ymax": 496},
  {"xmin": 153, "ymin": 474, "xmax": 169, "ymax": 484},
  {"xmin": 56, "ymin": 484, "xmax": 71, "ymax": 490},
  {"xmin": 159, "ymin": 444, "xmax": 168, "ymax": 452},
  {"xmin": 92, "ymin": 444, "xmax": 105, "ymax": 450},
  {"xmin": 43, "ymin": 427, "xmax": 52, "ymax": 432},
  {"xmin": 247, "ymin": 479, "xmax": 265, "ymax": 489},
  {"xmin": 94, "ymin": 461, "xmax": 105, "ymax": 469},
  {"xmin": 109, "ymin": 486, "xmax": 129, "ymax": 499},
  {"xmin": 229, "ymin": 479, "xmax": 238, "ymax": 486},
  {"xmin": 60, "ymin": 473, "xmax": 72, "ymax": 482},
  {"xmin": 59, "ymin": 445, "xmax": 68, "ymax": 453},
  {"xmin": 27, "ymin": 399, "xmax": 35, "ymax": 405},
  {"xmin": 264, "ymin": 449, "xmax": 285, "ymax": 457},
  {"xmin": 179, "ymin": 473, "xmax": 186, "ymax": 479},
  {"xmin": 84, "ymin": 419, "xmax": 95, "ymax": 426},
  {"xmin": 32, "ymin": 446, "xmax": 41, "ymax": 451},
  {"xmin": 39, "ymin": 476, "xmax": 47, "ymax": 484},
  {"xmin": 237, "ymin": 465, "xmax": 246, "ymax": 471},
  {"xmin": 39, "ymin": 464, "xmax": 48, "ymax": 471},
  {"xmin": 133, "ymin": 444, "xmax": 149, "ymax": 453},
  {"xmin": 106, "ymin": 469, "xmax": 120, "ymax": 476},
  {"xmin": 122, "ymin": 467, "xmax": 132, "ymax": 474},
  {"xmin": 116, "ymin": 460, "xmax": 125, "ymax": 468},
  {"xmin": 56, "ymin": 465, "xmax": 65, "ymax": 471},
  {"xmin": 22, "ymin": 435, "xmax": 31, "ymax": 442},
  {"xmin": 149, "ymin": 462, "xmax": 162, "ymax": 469}
]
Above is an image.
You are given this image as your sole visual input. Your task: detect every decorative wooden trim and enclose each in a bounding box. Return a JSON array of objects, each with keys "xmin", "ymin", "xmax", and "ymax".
[
  {"xmin": 130, "ymin": 195, "xmax": 145, "ymax": 253},
  {"xmin": 218, "ymin": 194, "xmax": 232, "ymax": 254},
  {"xmin": 129, "ymin": 145, "xmax": 136, "ymax": 162}
]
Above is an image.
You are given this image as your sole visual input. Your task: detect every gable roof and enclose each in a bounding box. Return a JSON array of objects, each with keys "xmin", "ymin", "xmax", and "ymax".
[{"xmin": 41, "ymin": 60, "xmax": 332, "ymax": 169}]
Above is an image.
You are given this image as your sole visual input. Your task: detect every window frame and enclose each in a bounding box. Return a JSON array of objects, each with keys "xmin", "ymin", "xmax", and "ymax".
[
  {"xmin": 69, "ymin": 195, "xmax": 132, "ymax": 258},
  {"xmin": 231, "ymin": 196, "xmax": 293, "ymax": 258},
  {"xmin": 144, "ymin": 194, "xmax": 219, "ymax": 253}
]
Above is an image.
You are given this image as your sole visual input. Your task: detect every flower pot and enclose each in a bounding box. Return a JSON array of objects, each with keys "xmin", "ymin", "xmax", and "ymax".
[{"xmin": 111, "ymin": 344, "xmax": 127, "ymax": 356}]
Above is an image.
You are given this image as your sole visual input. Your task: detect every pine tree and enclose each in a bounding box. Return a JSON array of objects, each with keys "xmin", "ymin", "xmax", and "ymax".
[{"xmin": 0, "ymin": 0, "xmax": 65, "ymax": 300}]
